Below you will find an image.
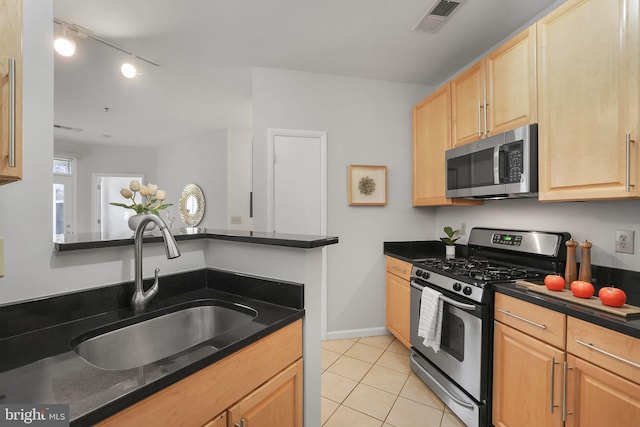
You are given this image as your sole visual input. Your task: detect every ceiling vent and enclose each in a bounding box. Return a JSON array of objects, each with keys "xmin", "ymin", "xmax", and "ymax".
[
  {"xmin": 54, "ymin": 124, "xmax": 82, "ymax": 132},
  {"xmin": 413, "ymin": 0, "xmax": 465, "ymax": 33}
]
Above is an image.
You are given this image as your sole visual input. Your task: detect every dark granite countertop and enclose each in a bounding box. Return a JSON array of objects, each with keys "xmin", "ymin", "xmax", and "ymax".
[
  {"xmin": 494, "ymin": 282, "xmax": 640, "ymax": 340},
  {"xmin": 54, "ymin": 228, "xmax": 339, "ymax": 252},
  {"xmin": 383, "ymin": 240, "xmax": 469, "ymax": 263},
  {"xmin": 0, "ymin": 269, "xmax": 304, "ymax": 426}
]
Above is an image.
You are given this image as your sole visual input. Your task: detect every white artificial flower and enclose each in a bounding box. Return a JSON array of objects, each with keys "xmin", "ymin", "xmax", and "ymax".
[
  {"xmin": 140, "ymin": 185, "xmax": 149, "ymax": 196},
  {"xmin": 147, "ymin": 184, "xmax": 158, "ymax": 196},
  {"xmin": 156, "ymin": 190, "xmax": 166, "ymax": 201},
  {"xmin": 120, "ymin": 188, "xmax": 133, "ymax": 199},
  {"xmin": 130, "ymin": 180, "xmax": 141, "ymax": 192}
]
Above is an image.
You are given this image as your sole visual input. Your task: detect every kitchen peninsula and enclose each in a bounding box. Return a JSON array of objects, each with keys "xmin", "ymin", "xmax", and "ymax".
[{"xmin": 4, "ymin": 230, "xmax": 339, "ymax": 426}]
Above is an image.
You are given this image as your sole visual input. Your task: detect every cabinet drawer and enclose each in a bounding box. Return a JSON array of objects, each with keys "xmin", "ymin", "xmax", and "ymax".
[
  {"xmin": 386, "ymin": 256, "xmax": 412, "ymax": 281},
  {"xmin": 567, "ymin": 317, "xmax": 640, "ymax": 384},
  {"xmin": 494, "ymin": 293, "xmax": 566, "ymax": 349}
]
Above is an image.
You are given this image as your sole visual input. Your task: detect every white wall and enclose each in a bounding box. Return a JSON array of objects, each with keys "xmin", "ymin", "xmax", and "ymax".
[
  {"xmin": 252, "ymin": 68, "xmax": 436, "ymax": 336},
  {"xmin": 156, "ymin": 131, "xmax": 227, "ymax": 228},
  {"xmin": 226, "ymin": 129, "xmax": 252, "ymax": 229},
  {"xmin": 434, "ymin": 199, "xmax": 640, "ymax": 271}
]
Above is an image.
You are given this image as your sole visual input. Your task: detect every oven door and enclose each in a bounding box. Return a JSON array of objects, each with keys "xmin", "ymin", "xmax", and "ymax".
[{"xmin": 409, "ymin": 278, "xmax": 490, "ymax": 402}]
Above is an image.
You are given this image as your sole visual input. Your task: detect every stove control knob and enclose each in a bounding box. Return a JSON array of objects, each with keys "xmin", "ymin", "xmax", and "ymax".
[
  {"xmin": 463, "ymin": 286, "xmax": 472, "ymax": 296},
  {"xmin": 416, "ymin": 270, "xmax": 429, "ymax": 279},
  {"xmin": 453, "ymin": 283, "xmax": 462, "ymax": 292}
]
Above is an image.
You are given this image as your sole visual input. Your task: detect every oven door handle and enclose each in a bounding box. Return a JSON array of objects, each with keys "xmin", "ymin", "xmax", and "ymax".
[
  {"xmin": 410, "ymin": 280, "xmax": 478, "ymax": 311},
  {"xmin": 411, "ymin": 352, "xmax": 475, "ymax": 409}
]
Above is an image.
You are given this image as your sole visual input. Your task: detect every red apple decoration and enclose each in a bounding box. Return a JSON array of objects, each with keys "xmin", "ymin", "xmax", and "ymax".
[
  {"xmin": 598, "ymin": 286, "xmax": 627, "ymax": 307},
  {"xmin": 570, "ymin": 280, "xmax": 595, "ymax": 299},
  {"xmin": 544, "ymin": 275, "xmax": 565, "ymax": 291}
]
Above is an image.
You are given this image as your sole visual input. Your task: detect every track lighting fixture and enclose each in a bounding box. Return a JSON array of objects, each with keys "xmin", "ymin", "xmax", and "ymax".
[
  {"xmin": 54, "ymin": 26, "xmax": 76, "ymax": 57},
  {"xmin": 53, "ymin": 18, "xmax": 159, "ymax": 79}
]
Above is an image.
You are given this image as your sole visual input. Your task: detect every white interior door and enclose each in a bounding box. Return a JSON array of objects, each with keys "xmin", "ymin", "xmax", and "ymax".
[
  {"xmin": 93, "ymin": 174, "xmax": 144, "ymax": 234},
  {"xmin": 274, "ymin": 136, "xmax": 322, "ymax": 234}
]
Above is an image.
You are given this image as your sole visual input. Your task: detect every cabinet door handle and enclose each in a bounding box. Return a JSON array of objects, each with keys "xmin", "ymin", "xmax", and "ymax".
[
  {"xmin": 549, "ymin": 357, "xmax": 559, "ymax": 414},
  {"xmin": 497, "ymin": 309, "xmax": 547, "ymax": 329},
  {"xmin": 626, "ymin": 133, "xmax": 635, "ymax": 192},
  {"xmin": 484, "ymin": 100, "xmax": 489, "ymax": 135},
  {"xmin": 562, "ymin": 361, "xmax": 573, "ymax": 422},
  {"xmin": 8, "ymin": 58, "xmax": 16, "ymax": 168},
  {"xmin": 576, "ymin": 339, "xmax": 640, "ymax": 369},
  {"xmin": 234, "ymin": 419, "xmax": 246, "ymax": 427},
  {"xmin": 477, "ymin": 102, "xmax": 482, "ymax": 137}
]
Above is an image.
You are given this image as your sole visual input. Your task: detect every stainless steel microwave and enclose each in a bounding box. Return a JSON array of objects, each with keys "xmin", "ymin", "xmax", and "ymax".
[{"xmin": 445, "ymin": 124, "xmax": 538, "ymax": 199}]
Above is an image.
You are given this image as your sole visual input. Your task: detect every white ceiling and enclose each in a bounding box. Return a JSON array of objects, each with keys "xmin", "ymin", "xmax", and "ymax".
[{"xmin": 53, "ymin": 0, "xmax": 560, "ymax": 148}]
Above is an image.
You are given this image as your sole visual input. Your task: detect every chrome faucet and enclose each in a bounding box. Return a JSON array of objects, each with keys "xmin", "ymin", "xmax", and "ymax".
[{"xmin": 131, "ymin": 214, "xmax": 181, "ymax": 313}]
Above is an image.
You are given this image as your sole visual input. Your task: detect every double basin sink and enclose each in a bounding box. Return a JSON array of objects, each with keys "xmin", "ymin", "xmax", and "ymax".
[{"xmin": 72, "ymin": 300, "xmax": 258, "ymax": 370}]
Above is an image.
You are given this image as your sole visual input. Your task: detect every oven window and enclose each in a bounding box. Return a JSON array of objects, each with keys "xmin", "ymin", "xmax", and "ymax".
[{"xmin": 440, "ymin": 305, "xmax": 465, "ymax": 362}]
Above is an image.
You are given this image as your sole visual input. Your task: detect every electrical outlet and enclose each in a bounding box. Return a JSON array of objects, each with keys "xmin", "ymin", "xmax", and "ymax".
[
  {"xmin": 459, "ymin": 223, "xmax": 467, "ymax": 236},
  {"xmin": 231, "ymin": 216, "xmax": 242, "ymax": 225},
  {"xmin": 615, "ymin": 230, "xmax": 634, "ymax": 254}
]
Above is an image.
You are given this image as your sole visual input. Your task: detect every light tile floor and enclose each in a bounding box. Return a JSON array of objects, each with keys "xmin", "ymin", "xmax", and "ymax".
[{"xmin": 321, "ymin": 336, "xmax": 467, "ymax": 427}]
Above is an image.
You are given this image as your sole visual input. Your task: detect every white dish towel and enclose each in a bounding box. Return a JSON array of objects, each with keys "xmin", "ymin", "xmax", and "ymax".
[{"xmin": 417, "ymin": 286, "xmax": 444, "ymax": 352}]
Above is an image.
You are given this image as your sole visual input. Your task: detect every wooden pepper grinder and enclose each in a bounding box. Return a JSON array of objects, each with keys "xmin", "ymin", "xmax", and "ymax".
[
  {"xmin": 565, "ymin": 240, "xmax": 578, "ymax": 288},
  {"xmin": 579, "ymin": 240, "xmax": 593, "ymax": 283}
]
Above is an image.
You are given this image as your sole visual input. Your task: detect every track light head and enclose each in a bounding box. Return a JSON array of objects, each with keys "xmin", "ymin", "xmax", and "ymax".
[
  {"xmin": 121, "ymin": 63, "xmax": 137, "ymax": 79},
  {"xmin": 54, "ymin": 28, "xmax": 76, "ymax": 57}
]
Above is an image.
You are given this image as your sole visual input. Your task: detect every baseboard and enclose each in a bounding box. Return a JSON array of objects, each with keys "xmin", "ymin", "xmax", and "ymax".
[{"xmin": 325, "ymin": 327, "xmax": 390, "ymax": 341}]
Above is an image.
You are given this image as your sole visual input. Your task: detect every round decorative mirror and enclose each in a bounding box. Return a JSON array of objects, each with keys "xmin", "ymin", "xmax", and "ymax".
[{"xmin": 178, "ymin": 184, "xmax": 205, "ymax": 227}]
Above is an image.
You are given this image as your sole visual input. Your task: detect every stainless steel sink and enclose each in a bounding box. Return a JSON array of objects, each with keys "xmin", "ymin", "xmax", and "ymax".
[{"xmin": 73, "ymin": 303, "xmax": 257, "ymax": 370}]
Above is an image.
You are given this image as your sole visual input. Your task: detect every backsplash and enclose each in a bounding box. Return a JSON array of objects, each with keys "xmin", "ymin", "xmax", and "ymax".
[{"xmin": 433, "ymin": 198, "xmax": 640, "ymax": 272}]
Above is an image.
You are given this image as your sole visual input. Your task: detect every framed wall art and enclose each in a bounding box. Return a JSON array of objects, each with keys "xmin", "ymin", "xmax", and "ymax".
[{"xmin": 348, "ymin": 164, "xmax": 387, "ymax": 206}]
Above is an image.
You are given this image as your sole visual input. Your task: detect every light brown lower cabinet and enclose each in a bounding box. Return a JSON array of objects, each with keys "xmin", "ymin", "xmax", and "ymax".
[
  {"xmin": 493, "ymin": 321, "xmax": 564, "ymax": 427},
  {"xmin": 494, "ymin": 294, "xmax": 640, "ymax": 427},
  {"xmin": 96, "ymin": 319, "xmax": 302, "ymax": 427},
  {"xmin": 227, "ymin": 358, "xmax": 303, "ymax": 427},
  {"xmin": 565, "ymin": 354, "xmax": 640, "ymax": 427},
  {"xmin": 385, "ymin": 256, "xmax": 411, "ymax": 348}
]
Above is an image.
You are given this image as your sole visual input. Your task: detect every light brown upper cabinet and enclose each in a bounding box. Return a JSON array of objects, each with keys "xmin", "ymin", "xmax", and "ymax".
[
  {"xmin": 412, "ymin": 84, "xmax": 482, "ymax": 206},
  {"xmin": 451, "ymin": 25, "xmax": 537, "ymax": 148},
  {"xmin": 537, "ymin": 0, "xmax": 639, "ymax": 201},
  {"xmin": 0, "ymin": 0, "xmax": 22, "ymax": 185}
]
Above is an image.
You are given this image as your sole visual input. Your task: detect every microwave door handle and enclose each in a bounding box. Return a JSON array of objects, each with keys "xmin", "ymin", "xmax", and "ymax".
[{"xmin": 493, "ymin": 146, "xmax": 500, "ymax": 184}]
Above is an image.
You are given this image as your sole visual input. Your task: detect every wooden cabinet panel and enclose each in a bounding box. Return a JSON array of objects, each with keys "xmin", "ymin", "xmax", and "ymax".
[
  {"xmin": 567, "ymin": 316, "xmax": 640, "ymax": 384},
  {"xmin": 0, "ymin": 0, "xmax": 22, "ymax": 184},
  {"xmin": 452, "ymin": 25, "xmax": 536, "ymax": 147},
  {"xmin": 566, "ymin": 354, "xmax": 640, "ymax": 427},
  {"xmin": 538, "ymin": 0, "xmax": 639, "ymax": 201},
  {"xmin": 228, "ymin": 359, "xmax": 303, "ymax": 427},
  {"xmin": 486, "ymin": 25, "xmax": 537, "ymax": 135},
  {"xmin": 493, "ymin": 321, "xmax": 564, "ymax": 427},
  {"xmin": 412, "ymin": 84, "xmax": 482, "ymax": 206},
  {"xmin": 451, "ymin": 62, "xmax": 485, "ymax": 147},
  {"xmin": 385, "ymin": 256, "xmax": 412, "ymax": 281},
  {"xmin": 97, "ymin": 320, "xmax": 302, "ymax": 427},
  {"xmin": 494, "ymin": 293, "xmax": 566, "ymax": 349},
  {"xmin": 386, "ymin": 271, "xmax": 410, "ymax": 348},
  {"xmin": 202, "ymin": 412, "xmax": 226, "ymax": 427}
]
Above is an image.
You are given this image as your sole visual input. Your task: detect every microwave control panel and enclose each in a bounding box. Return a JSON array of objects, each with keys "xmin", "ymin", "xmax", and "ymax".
[{"xmin": 503, "ymin": 141, "xmax": 524, "ymax": 183}]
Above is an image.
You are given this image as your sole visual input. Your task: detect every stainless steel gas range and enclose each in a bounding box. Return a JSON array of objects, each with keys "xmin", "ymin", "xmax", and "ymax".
[{"xmin": 409, "ymin": 228, "xmax": 570, "ymax": 427}]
